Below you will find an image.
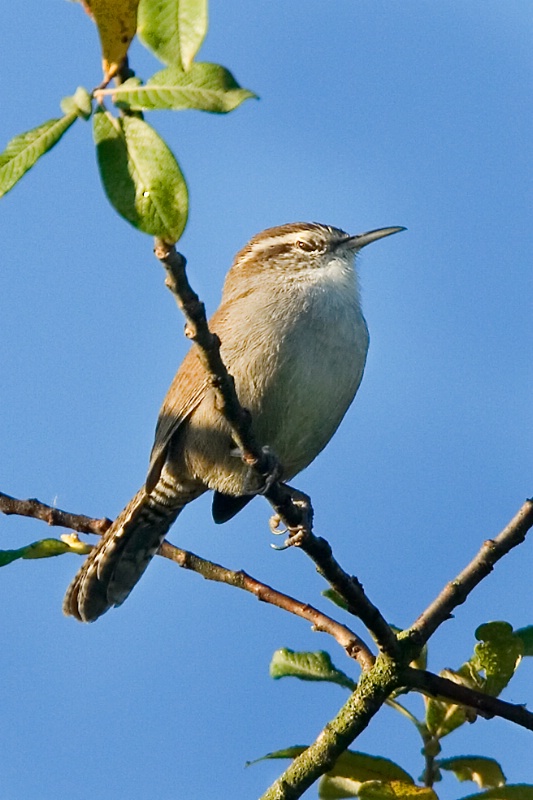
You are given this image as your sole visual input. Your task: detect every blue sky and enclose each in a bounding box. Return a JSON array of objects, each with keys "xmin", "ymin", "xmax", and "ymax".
[{"xmin": 1, "ymin": 2, "xmax": 532, "ymax": 798}]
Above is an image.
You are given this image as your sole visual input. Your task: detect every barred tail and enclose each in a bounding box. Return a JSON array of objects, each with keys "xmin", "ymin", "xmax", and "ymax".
[{"xmin": 63, "ymin": 479, "xmax": 203, "ymax": 622}]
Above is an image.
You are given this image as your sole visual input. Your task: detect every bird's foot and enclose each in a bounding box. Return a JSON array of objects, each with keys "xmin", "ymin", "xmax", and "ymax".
[
  {"xmin": 231, "ymin": 445, "xmax": 282, "ymax": 496},
  {"xmin": 269, "ymin": 516, "xmax": 307, "ymax": 550}
]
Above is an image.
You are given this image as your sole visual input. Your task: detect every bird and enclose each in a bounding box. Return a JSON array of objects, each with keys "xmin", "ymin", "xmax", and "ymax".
[{"xmin": 63, "ymin": 221, "xmax": 404, "ymax": 622}]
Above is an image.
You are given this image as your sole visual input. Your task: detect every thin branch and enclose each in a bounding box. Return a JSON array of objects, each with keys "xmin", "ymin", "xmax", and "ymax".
[
  {"xmin": 0, "ymin": 491, "xmax": 374, "ymax": 668},
  {"xmin": 115, "ymin": 56, "xmax": 136, "ymax": 85},
  {"xmin": 153, "ymin": 240, "xmax": 398, "ymax": 655},
  {"xmin": 153, "ymin": 240, "xmax": 272, "ymax": 476},
  {"xmin": 0, "ymin": 491, "xmax": 111, "ymax": 535},
  {"xmin": 288, "ymin": 527, "xmax": 400, "ymax": 659},
  {"xmin": 160, "ymin": 542, "xmax": 374, "ymax": 670},
  {"xmin": 406, "ymin": 499, "xmax": 533, "ymax": 649},
  {"xmin": 406, "ymin": 667, "xmax": 533, "ymax": 732}
]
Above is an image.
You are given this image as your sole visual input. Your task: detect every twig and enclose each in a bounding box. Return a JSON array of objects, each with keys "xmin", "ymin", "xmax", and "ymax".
[
  {"xmin": 115, "ymin": 56, "xmax": 136, "ymax": 86},
  {"xmin": 406, "ymin": 499, "xmax": 533, "ymax": 650},
  {"xmin": 0, "ymin": 491, "xmax": 111, "ymax": 535},
  {"xmin": 160, "ymin": 542, "xmax": 374, "ymax": 670},
  {"xmin": 406, "ymin": 667, "xmax": 533, "ymax": 731},
  {"xmin": 286, "ymin": 527, "xmax": 400, "ymax": 659},
  {"xmin": 153, "ymin": 240, "xmax": 397, "ymax": 654},
  {"xmin": 0, "ymin": 491, "xmax": 374, "ymax": 668},
  {"xmin": 154, "ymin": 240, "xmax": 271, "ymax": 475}
]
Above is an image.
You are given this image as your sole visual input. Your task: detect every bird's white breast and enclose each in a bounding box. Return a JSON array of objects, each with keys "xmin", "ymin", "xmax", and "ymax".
[{"xmin": 221, "ymin": 255, "xmax": 369, "ymax": 478}]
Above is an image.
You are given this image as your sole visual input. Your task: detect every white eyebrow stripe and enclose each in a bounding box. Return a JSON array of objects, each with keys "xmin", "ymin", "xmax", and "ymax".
[{"xmin": 250, "ymin": 231, "xmax": 306, "ymax": 251}]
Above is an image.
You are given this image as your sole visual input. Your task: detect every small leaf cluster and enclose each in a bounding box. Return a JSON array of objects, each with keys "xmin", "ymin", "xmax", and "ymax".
[
  {"xmin": 255, "ymin": 620, "xmax": 533, "ymax": 800},
  {"xmin": 424, "ymin": 622, "xmax": 524, "ymax": 743},
  {"xmin": 0, "ymin": 0, "xmax": 255, "ymax": 243}
]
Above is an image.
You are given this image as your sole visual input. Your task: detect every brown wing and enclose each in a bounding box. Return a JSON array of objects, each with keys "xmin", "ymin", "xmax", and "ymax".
[
  {"xmin": 145, "ymin": 345, "xmax": 209, "ymax": 492},
  {"xmin": 145, "ymin": 299, "xmax": 239, "ymax": 493}
]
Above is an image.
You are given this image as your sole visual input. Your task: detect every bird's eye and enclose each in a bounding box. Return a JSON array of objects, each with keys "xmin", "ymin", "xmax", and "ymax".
[{"xmin": 295, "ymin": 239, "xmax": 317, "ymax": 252}]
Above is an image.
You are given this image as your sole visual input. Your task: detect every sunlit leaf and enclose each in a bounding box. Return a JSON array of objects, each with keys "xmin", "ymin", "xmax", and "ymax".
[
  {"xmin": 472, "ymin": 622, "xmax": 523, "ymax": 696},
  {"xmin": 327, "ymin": 752, "xmax": 414, "ymax": 785},
  {"xmin": 93, "ymin": 109, "xmax": 188, "ymax": 241},
  {"xmin": 105, "ymin": 62, "xmax": 256, "ymax": 113},
  {"xmin": 455, "ymin": 661, "xmax": 485, "ymax": 691},
  {"xmin": 320, "ymin": 781, "xmax": 433, "ymax": 800},
  {"xmin": 319, "ymin": 775, "xmax": 362, "ymax": 799},
  {"xmin": 0, "ymin": 114, "xmax": 77, "ymax": 198},
  {"xmin": 425, "ymin": 622, "xmax": 523, "ymax": 738},
  {"xmin": 425, "ymin": 693, "xmax": 466, "ymax": 738},
  {"xmin": 177, "ymin": 0, "xmax": 207, "ymax": 68},
  {"xmin": 82, "ymin": 0, "xmax": 140, "ymax": 77},
  {"xmin": 60, "ymin": 87, "xmax": 93, "ymax": 120},
  {"xmin": 0, "ymin": 536, "xmax": 91, "ymax": 567},
  {"xmin": 425, "ymin": 667, "xmax": 478, "ymax": 738},
  {"xmin": 270, "ymin": 648, "xmax": 355, "ymax": 690},
  {"xmin": 439, "ymin": 756, "xmax": 506, "ymax": 789},
  {"xmin": 357, "ymin": 780, "xmax": 438, "ymax": 800},
  {"xmin": 138, "ymin": 0, "xmax": 208, "ymax": 69}
]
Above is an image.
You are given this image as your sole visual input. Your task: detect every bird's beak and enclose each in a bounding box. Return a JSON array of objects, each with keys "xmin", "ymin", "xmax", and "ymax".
[{"xmin": 346, "ymin": 226, "xmax": 406, "ymax": 250}]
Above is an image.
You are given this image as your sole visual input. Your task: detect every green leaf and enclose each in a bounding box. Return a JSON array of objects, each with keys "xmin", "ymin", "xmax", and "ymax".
[
  {"xmin": 0, "ymin": 548, "xmax": 25, "ymax": 566},
  {"xmin": 320, "ymin": 776, "xmax": 364, "ymax": 799},
  {"xmin": 138, "ymin": 0, "xmax": 208, "ymax": 70},
  {"xmin": 425, "ymin": 667, "xmax": 479, "ymax": 738},
  {"xmin": 246, "ymin": 746, "xmax": 307, "ymax": 767},
  {"xmin": 107, "ymin": 62, "xmax": 256, "ymax": 113},
  {"xmin": 22, "ymin": 539, "xmax": 74, "ymax": 559},
  {"xmin": 515, "ymin": 626, "xmax": 533, "ymax": 656},
  {"xmin": 0, "ymin": 114, "xmax": 77, "ymax": 198},
  {"xmin": 356, "ymin": 781, "xmax": 438, "ymax": 800},
  {"xmin": 472, "ymin": 621, "xmax": 523, "ymax": 696},
  {"xmin": 60, "ymin": 87, "xmax": 93, "ymax": 120},
  {"xmin": 328, "ymin": 752, "xmax": 414, "ymax": 785},
  {"xmin": 93, "ymin": 109, "xmax": 188, "ymax": 241},
  {"xmin": 455, "ymin": 660, "xmax": 485, "ymax": 690},
  {"xmin": 176, "ymin": 0, "xmax": 208, "ymax": 68},
  {"xmin": 270, "ymin": 648, "xmax": 356, "ymax": 690},
  {"xmin": 425, "ymin": 623, "xmax": 523, "ymax": 738},
  {"xmin": 458, "ymin": 786, "xmax": 533, "ymax": 800},
  {"xmin": 439, "ymin": 756, "xmax": 506, "ymax": 789},
  {"xmin": 322, "ymin": 588, "xmax": 351, "ymax": 612},
  {"xmin": 0, "ymin": 536, "xmax": 91, "ymax": 567}
]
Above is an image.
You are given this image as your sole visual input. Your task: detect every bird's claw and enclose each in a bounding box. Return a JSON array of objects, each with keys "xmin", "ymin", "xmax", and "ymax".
[
  {"xmin": 271, "ymin": 540, "xmax": 291, "ymax": 551},
  {"xmin": 269, "ymin": 513, "xmax": 286, "ymax": 535},
  {"xmin": 269, "ymin": 523, "xmax": 306, "ymax": 551}
]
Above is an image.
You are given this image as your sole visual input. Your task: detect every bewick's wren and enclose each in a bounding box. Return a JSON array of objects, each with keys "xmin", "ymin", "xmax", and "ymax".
[{"xmin": 64, "ymin": 221, "xmax": 404, "ymax": 622}]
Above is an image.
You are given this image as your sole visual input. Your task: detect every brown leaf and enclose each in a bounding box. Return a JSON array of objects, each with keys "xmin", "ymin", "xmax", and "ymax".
[{"xmin": 83, "ymin": 0, "xmax": 140, "ymax": 78}]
